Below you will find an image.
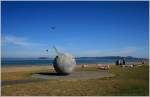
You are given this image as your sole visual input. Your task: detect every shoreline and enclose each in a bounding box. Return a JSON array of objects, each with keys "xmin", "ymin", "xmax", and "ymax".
[
  {"xmin": 1, "ymin": 64, "xmax": 111, "ymax": 73},
  {"xmin": 1, "ymin": 65, "xmax": 53, "ymax": 73},
  {"xmin": 2, "ymin": 60, "xmax": 147, "ymax": 68},
  {"xmin": 1, "ymin": 61, "xmax": 148, "ymax": 73},
  {"xmin": 1, "ymin": 63, "xmax": 114, "ymax": 68},
  {"xmin": 1, "ymin": 62, "xmax": 114, "ymax": 67}
]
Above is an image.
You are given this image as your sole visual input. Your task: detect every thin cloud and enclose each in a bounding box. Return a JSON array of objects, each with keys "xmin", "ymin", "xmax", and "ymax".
[
  {"xmin": 2, "ymin": 35, "xmax": 31, "ymax": 46},
  {"xmin": 2, "ymin": 35, "xmax": 46, "ymax": 47},
  {"xmin": 78, "ymin": 47, "xmax": 138, "ymax": 57}
]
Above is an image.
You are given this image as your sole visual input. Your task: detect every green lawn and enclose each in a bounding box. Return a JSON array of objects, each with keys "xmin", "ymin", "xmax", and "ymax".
[{"xmin": 1, "ymin": 65, "xmax": 149, "ymax": 96}]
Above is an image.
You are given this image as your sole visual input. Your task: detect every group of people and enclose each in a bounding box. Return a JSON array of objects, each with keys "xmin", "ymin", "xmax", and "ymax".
[{"xmin": 116, "ymin": 59, "xmax": 126, "ymax": 65}]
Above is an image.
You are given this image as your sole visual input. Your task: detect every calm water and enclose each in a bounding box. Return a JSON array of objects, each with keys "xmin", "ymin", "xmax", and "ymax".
[{"xmin": 1, "ymin": 58, "xmax": 143, "ymax": 67}]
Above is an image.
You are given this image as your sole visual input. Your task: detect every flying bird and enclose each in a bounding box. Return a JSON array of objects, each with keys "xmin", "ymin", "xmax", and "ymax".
[
  {"xmin": 46, "ymin": 49, "xmax": 48, "ymax": 52},
  {"xmin": 51, "ymin": 26, "xmax": 56, "ymax": 30}
]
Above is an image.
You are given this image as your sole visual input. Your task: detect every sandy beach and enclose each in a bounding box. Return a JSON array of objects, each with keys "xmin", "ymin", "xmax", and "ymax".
[
  {"xmin": 1, "ymin": 64, "xmax": 106, "ymax": 73},
  {"xmin": 1, "ymin": 61, "xmax": 147, "ymax": 73}
]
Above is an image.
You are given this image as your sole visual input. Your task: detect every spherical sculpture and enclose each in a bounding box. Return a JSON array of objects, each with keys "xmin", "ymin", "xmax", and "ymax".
[{"xmin": 53, "ymin": 52, "xmax": 76, "ymax": 74}]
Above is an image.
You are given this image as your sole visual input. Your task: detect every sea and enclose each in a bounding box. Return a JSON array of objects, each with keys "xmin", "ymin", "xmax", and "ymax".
[{"xmin": 1, "ymin": 57, "xmax": 146, "ymax": 67}]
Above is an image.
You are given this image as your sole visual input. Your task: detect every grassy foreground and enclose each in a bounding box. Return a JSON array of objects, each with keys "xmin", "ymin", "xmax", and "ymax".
[{"xmin": 1, "ymin": 65, "xmax": 149, "ymax": 96}]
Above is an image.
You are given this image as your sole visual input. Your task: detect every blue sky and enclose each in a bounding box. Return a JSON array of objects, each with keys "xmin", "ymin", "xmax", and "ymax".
[{"xmin": 1, "ymin": 1, "xmax": 149, "ymax": 58}]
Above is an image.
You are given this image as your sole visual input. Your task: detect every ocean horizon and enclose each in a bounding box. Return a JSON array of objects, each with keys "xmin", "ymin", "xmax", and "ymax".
[{"xmin": 1, "ymin": 57, "xmax": 147, "ymax": 67}]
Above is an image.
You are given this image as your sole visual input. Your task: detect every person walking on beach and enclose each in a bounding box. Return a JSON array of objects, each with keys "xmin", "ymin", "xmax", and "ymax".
[
  {"xmin": 116, "ymin": 60, "xmax": 119, "ymax": 65},
  {"xmin": 123, "ymin": 59, "xmax": 125, "ymax": 65},
  {"xmin": 118, "ymin": 59, "xmax": 122, "ymax": 65},
  {"xmin": 142, "ymin": 60, "xmax": 144, "ymax": 64}
]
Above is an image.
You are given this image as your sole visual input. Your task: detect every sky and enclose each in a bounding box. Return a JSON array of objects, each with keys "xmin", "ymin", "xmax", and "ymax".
[{"xmin": 1, "ymin": 1, "xmax": 149, "ymax": 58}]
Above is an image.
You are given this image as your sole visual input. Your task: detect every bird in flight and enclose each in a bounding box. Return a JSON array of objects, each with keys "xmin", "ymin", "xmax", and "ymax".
[
  {"xmin": 46, "ymin": 49, "xmax": 48, "ymax": 52},
  {"xmin": 51, "ymin": 26, "xmax": 56, "ymax": 30}
]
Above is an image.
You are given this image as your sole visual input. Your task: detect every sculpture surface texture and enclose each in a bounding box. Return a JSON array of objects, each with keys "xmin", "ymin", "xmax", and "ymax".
[{"xmin": 53, "ymin": 48, "xmax": 76, "ymax": 74}]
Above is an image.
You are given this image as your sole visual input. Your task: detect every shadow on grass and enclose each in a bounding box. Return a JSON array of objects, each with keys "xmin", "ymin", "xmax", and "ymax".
[
  {"xmin": 36, "ymin": 72, "xmax": 69, "ymax": 76},
  {"xmin": 2, "ymin": 73, "xmax": 69, "ymax": 86}
]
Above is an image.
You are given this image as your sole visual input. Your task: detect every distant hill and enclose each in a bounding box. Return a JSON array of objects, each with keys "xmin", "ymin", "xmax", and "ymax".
[{"xmin": 75, "ymin": 56, "xmax": 148, "ymax": 60}]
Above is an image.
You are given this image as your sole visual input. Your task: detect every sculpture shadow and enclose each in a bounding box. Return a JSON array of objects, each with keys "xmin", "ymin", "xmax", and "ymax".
[{"xmin": 36, "ymin": 72, "xmax": 69, "ymax": 76}]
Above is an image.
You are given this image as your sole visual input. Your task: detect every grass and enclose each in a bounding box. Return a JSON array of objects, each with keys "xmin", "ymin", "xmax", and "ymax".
[{"xmin": 1, "ymin": 65, "xmax": 149, "ymax": 96}]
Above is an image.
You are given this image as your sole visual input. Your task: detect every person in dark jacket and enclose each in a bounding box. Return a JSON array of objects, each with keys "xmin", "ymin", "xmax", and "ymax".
[
  {"xmin": 123, "ymin": 59, "xmax": 126, "ymax": 65},
  {"xmin": 116, "ymin": 60, "xmax": 119, "ymax": 65}
]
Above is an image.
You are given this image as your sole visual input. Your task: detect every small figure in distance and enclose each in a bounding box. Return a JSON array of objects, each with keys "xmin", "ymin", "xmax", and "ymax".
[
  {"xmin": 116, "ymin": 60, "xmax": 119, "ymax": 66},
  {"xmin": 118, "ymin": 59, "xmax": 122, "ymax": 65},
  {"xmin": 142, "ymin": 61, "xmax": 144, "ymax": 64},
  {"xmin": 123, "ymin": 59, "xmax": 126, "ymax": 65}
]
